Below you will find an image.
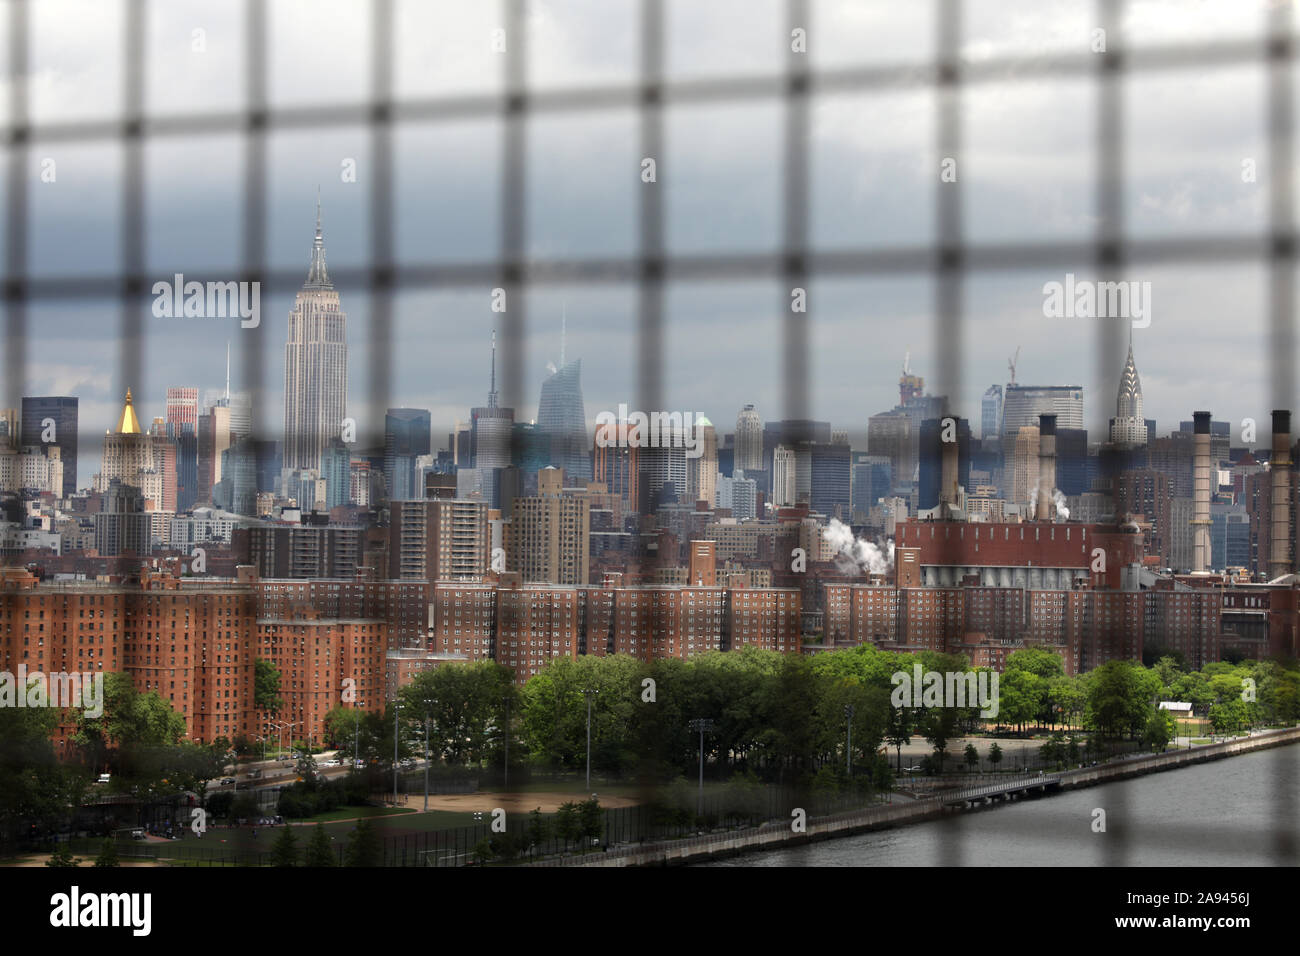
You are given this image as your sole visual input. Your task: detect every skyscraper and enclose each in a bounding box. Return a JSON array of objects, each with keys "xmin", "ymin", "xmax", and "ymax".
[
  {"xmin": 1000, "ymin": 385, "xmax": 1084, "ymax": 462},
  {"xmin": 471, "ymin": 333, "xmax": 512, "ymax": 467},
  {"xmin": 20, "ymin": 396, "xmax": 77, "ymax": 497},
  {"xmin": 508, "ymin": 468, "xmax": 590, "ymax": 584},
  {"xmin": 283, "ymin": 198, "xmax": 348, "ymax": 475},
  {"xmin": 1109, "ymin": 336, "xmax": 1146, "ymax": 448},
  {"xmin": 735, "ymin": 404, "xmax": 763, "ymax": 474},
  {"xmin": 688, "ymin": 416, "xmax": 718, "ymax": 506},
  {"xmin": 771, "ymin": 445, "xmax": 797, "ymax": 508},
  {"xmin": 98, "ymin": 390, "xmax": 178, "ymax": 512},
  {"xmin": 166, "ymin": 387, "xmax": 199, "ymax": 511},
  {"xmin": 981, "ymin": 385, "xmax": 1003, "ymax": 442},
  {"xmin": 384, "ymin": 408, "xmax": 431, "ymax": 501},
  {"xmin": 537, "ymin": 359, "xmax": 591, "ymax": 483},
  {"xmin": 165, "ymin": 387, "xmax": 198, "ymax": 432}
]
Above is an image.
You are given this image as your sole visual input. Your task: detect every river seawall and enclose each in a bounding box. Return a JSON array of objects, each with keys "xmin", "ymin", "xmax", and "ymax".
[{"xmin": 548, "ymin": 726, "xmax": 1300, "ymax": 867}]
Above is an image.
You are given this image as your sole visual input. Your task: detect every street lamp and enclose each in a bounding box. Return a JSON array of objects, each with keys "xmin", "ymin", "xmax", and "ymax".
[
  {"xmin": 393, "ymin": 699, "xmax": 402, "ymax": 807},
  {"xmin": 688, "ymin": 718, "xmax": 716, "ymax": 820},
  {"xmin": 583, "ymin": 689, "xmax": 598, "ymax": 790},
  {"xmin": 275, "ymin": 720, "xmax": 299, "ymax": 763},
  {"xmin": 421, "ymin": 698, "xmax": 434, "ymax": 812}
]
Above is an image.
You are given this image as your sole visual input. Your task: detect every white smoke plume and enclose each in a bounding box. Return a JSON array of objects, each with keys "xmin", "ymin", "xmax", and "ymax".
[
  {"xmin": 824, "ymin": 518, "xmax": 895, "ymax": 575},
  {"xmin": 1027, "ymin": 486, "xmax": 1039, "ymax": 517},
  {"xmin": 1052, "ymin": 489, "xmax": 1070, "ymax": 520}
]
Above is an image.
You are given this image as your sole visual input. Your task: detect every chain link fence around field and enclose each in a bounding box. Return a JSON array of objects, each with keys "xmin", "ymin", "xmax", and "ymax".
[{"xmin": 3, "ymin": 0, "xmax": 1298, "ymax": 865}]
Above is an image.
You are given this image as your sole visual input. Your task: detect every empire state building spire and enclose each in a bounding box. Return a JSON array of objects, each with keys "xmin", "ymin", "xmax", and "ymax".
[
  {"xmin": 283, "ymin": 196, "xmax": 348, "ymax": 474},
  {"xmin": 305, "ymin": 186, "xmax": 331, "ymax": 289}
]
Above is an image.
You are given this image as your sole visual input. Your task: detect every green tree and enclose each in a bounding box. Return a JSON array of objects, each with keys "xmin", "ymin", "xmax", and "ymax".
[
  {"xmin": 0, "ymin": 705, "xmax": 80, "ymax": 853},
  {"xmin": 344, "ymin": 819, "xmax": 382, "ymax": 867},
  {"xmin": 885, "ymin": 705, "xmax": 912, "ymax": 773},
  {"xmin": 964, "ymin": 743, "xmax": 979, "ymax": 772},
  {"xmin": 1084, "ymin": 660, "xmax": 1150, "ymax": 740},
  {"xmin": 922, "ymin": 707, "xmax": 957, "ymax": 772},
  {"xmin": 998, "ymin": 668, "xmax": 1046, "ymax": 733},
  {"xmin": 93, "ymin": 838, "xmax": 120, "ymax": 867},
  {"xmin": 255, "ymin": 659, "xmax": 283, "ymax": 715},
  {"xmin": 554, "ymin": 801, "xmax": 583, "ymax": 847},
  {"xmin": 988, "ymin": 742, "xmax": 1003, "ymax": 772},
  {"xmin": 400, "ymin": 660, "xmax": 517, "ymax": 767},
  {"xmin": 271, "ymin": 825, "xmax": 299, "ymax": 867},
  {"xmin": 46, "ymin": 842, "xmax": 80, "ymax": 867},
  {"xmin": 1048, "ymin": 675, "xmax": 1087, "ymax": 730},
  {"xmin": 527, "ymin": 807, "xmax": 551, "ymax": 857},
  {"xmin": 578, "ymin": 797, "xmax": 603, "ymax": 847},
  {"xmin": 304, "ymin": 824, "xmax": 335, "ymax": 867},
  {"xmin": 1143, "ymin": 710, "xmax": 1174, "ymax": 752}
]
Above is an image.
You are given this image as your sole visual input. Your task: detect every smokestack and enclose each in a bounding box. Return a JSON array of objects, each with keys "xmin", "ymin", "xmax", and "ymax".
[
  {"xmin": 940, "ymin": 423, "xmax": 959, "ymax": 515},
  {"xmin": 1036, "ymin": 414, "xmax": 1056, "ymax": 521},
  {"xmin": 1271, "ymin": 410, "xmax": 1292, "ymax": 580},
  {"xmin": 1191, "ymin": 411, "xmax": 1212, "ymax": 574}
]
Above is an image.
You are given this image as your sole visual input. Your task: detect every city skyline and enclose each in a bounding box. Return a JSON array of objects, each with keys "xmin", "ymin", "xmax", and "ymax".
[{"xmin": 12, "ymin": 1, "xmax": 1291, "ymax": 483}]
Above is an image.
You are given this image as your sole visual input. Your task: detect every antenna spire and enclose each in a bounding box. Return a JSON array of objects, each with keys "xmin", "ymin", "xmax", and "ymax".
[
  {"xmin": 488, "ymin": 330, "xmax": 498, "ymax": 408},
  {"xmin": 225, "ymin": 341, "xmax": 231, "ymax": 400},
  {"xmin": 305, "ymin": 189, "xmax": 331, "ymax": 288},
  {"xmin": 560, "ymin": 301, "xmax": 567, "ymax": 369}
]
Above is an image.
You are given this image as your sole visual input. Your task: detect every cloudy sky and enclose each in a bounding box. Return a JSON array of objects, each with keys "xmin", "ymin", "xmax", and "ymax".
[{"xmin": 2, "ymin": 0, "xmax": 1294, "ymax": 484}]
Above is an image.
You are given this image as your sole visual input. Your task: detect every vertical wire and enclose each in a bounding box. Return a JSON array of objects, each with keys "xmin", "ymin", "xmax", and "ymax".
[
  {"xmin": 783, "ymin": 0, "xmax": 810, "ymax": 426},
  {"xmin": 119, "ymin": 0, "xmax": 145, "ymax": 439},
  {"xmin": 3, "ymin": 0, "xmax": 28, "ymax": 451},
  {"xmin": 369, "ymin": 0, "xmax": 394, "ymax": 452},
  {"xmin": 500, "ymin": 0, "xmax": 527, "ymax": 417},
  {"xmin": 1265, "ymin": 0, "xmax": 1297, "ymax": 866},
  {"xmin": 635, "ymin": 0, "xmax": 666, "ymax": 827},
  {"xmin": 1095, "ymin": 0, "xmax": 1129, "ymax": 867},
  {"xmin": 934, "ymin": 0, "xmax": 965, "ymax": 869},
  {"xmin": 242, "ymin": 0, "xmax": 267, "ymax": 467}
]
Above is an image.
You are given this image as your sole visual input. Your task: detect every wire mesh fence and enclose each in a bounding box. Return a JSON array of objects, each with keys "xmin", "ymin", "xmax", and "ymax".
[{"xmin": 2, "ymin": 0, "xmax": 1298, "ymax": 868}]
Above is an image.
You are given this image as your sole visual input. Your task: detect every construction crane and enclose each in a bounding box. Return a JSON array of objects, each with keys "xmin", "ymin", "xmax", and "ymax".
[{"xmin": 1008, "ymin": 346, "xmax": 1020, "ymax": 386}]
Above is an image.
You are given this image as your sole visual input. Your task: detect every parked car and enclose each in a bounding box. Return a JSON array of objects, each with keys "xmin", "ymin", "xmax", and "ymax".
[
  {"xmin": 220, "ymin": 777, "xmax": 235, "ymax": 785},
  {"xmin": 97, "ymin": 773, "xmax": 111, "ymax": 784}
]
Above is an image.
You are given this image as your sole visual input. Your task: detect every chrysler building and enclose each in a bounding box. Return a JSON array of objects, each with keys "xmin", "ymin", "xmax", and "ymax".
[
  {"xmin": 283, "ymin": 197, "xmax": 348, "ymax": 475},
  {"xmin": 1109, "ymin": 332, "xmax": 1146, "ymax": 448}
]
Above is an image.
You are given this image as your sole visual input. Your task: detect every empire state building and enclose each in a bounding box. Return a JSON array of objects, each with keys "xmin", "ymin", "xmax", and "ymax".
[{"xmin": 283, "ymin": 199, "xmax": 348, "ymax": 475}]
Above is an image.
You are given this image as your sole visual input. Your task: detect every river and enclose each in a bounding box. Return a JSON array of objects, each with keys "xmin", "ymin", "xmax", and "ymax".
[{"xmin": 699, "ymin": 743, "xmax": 1300, "ymax": 866}]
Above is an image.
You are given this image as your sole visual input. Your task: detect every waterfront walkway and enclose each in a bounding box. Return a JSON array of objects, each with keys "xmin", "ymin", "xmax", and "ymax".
[{"xmin": 545, "ymin": 725, "xmax": 1300, "ymax": 867}]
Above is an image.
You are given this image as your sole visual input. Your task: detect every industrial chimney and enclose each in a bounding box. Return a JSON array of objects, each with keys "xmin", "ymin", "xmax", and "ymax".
[
  {"xmin": 1037, "ymin": 413, "xmax": 1056, "ymax": 521},
  {"xmin": 1270, "ymin": 409, "xmax": 1292, "ymax": 581},
  {"xmin": 1191, "ymin": 411, "xmax": 1212, "ymax": 574}
]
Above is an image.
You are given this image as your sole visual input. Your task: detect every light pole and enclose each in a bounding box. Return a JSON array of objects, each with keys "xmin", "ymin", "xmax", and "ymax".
[
  {"xmin": 275, "ymin": 720, "xmax": 299, "ymax": 763},
  {"xmin": 688, "ymin": 718, "xmax": 716, "ymax": 820},
  {"xmin": 583, "ymin": 689, "xmax": 598, "ymax": 790},
  {"xmin": 393, "ymin": 699, "xmax": 402, "ymax": 806},
  {"xmin": 422, "ymin": 698, "xmax": 434, "ymax": 812},
  {"xmin": 844, "ymin": 704, "xmax": 855, "ymax": 777}
]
